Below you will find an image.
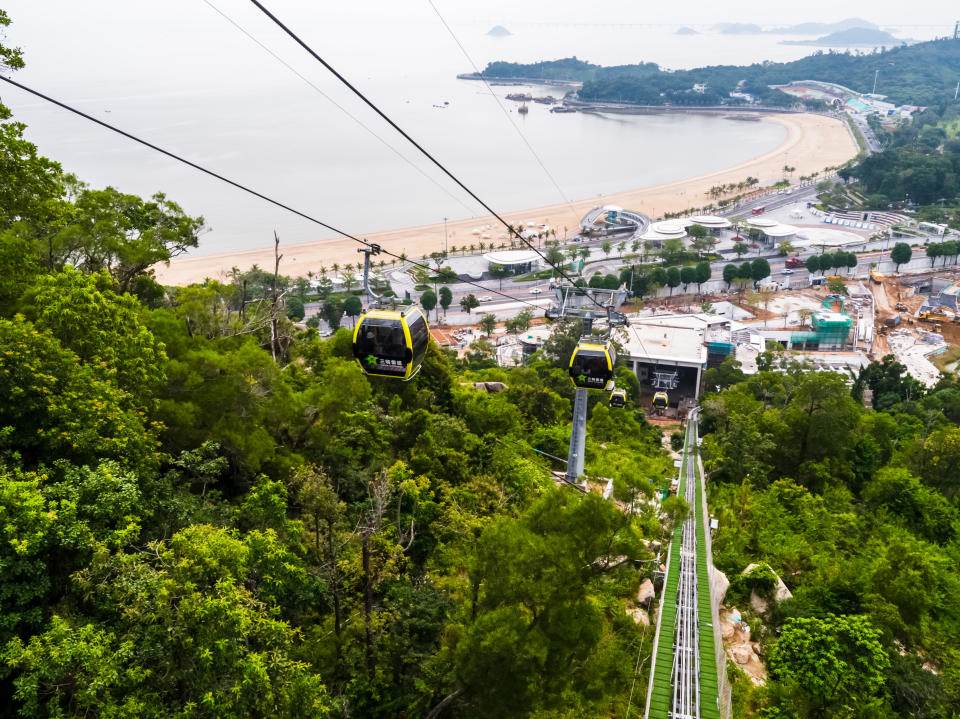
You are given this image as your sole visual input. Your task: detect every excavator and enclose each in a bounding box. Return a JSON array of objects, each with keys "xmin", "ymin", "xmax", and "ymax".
[{"xmin": 918, "ymin": 305, "xmax": 959, "ymax": 323}]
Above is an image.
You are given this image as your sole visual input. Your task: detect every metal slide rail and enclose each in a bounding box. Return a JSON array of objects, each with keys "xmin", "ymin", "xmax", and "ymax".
[
  {"xmin": 645, "ymin": 416, "xmax": 724, "ymax": 719},
  {"xmin": 670, "ymin": 423, "xmax": 701, "ymax": 718}
]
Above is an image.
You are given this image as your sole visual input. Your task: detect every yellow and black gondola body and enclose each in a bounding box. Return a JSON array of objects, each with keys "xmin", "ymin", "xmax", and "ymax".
[
  {"xmin": 609, "ymin": 387, "xmax": 627, "ymax": 408},
  {"xmin": 652, "ymin": 391, "xmax": 669, "ymax": 411},
  {"xmin": 352, "ymin": 306, "xmax": 429, "ymax": 380},
  {"xmin": 569, "ymin": 341, "xmax": 616, "ymax": 390}
]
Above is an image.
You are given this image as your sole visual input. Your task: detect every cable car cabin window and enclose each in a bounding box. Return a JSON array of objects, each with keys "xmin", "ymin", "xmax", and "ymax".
[
  {"xmin": 406, "ymin": 313, "xmax": 429, "ymax": 368},
  {"xmin": 570, "ymin": 349, "xmax": 613, "ymax": 389},
  {"xmin": 354, "ymin": 318, "xmax": 411, "ymax": 378}
]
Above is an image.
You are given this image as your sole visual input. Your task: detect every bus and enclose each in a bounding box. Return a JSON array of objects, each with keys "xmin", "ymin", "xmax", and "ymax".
[{"xmin": 751, "ymin": 206, "xmax": 766, "ymax": 215}]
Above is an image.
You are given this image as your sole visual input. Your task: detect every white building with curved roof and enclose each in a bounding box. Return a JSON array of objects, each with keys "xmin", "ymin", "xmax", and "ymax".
[
  {"xmin": 684, "ymin": 215, "xmax": 732, "ymax": 230},
  {"xmin": 640, "ymin": 220, "xmax": 687, "ymax": 244},
  {"xmin": 483, "ymin": 249, "xmax": 541, "ymax": 275}
]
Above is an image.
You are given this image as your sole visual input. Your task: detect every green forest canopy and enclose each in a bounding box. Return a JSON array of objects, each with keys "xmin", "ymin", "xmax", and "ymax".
[
  {"xmin": 481, "ymin": 38, "xmax": 960, "ymax": 106},
  {"xmin": 3, "ymin": 8, "xmax": 960, "ymax": 718}
]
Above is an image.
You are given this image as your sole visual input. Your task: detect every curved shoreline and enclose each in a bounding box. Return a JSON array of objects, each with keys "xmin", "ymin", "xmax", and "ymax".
[{"xmin": 154, "ymin": 112, "xmax": 858, "ymax": 286}]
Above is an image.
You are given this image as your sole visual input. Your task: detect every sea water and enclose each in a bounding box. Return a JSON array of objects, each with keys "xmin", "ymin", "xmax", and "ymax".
[{"xmin": 1, "ymin": 0, "xmax": 942, "ymax": 255}]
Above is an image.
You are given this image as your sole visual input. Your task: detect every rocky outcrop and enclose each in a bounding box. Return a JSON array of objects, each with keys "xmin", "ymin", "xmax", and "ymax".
[
  {"xmin": 626, "ymin": 607, "xmax": 650, "ymax": 625},
  {"xmin": 461, "ymin": 381, "xmax": 507, "ymax": 393},
  {"xmin": 720, "ymin": 607, "xmax": 767, "ymax": 685},
  {"xmin": 637, "ymin": 578, "xmax": 656, "ymax": 605}
]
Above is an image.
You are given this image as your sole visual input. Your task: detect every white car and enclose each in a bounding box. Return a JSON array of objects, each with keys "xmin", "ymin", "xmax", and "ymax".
[
  {"xmin": 782, "ymin": 269, "xmax": 794, "ymax": 275},
  {"xmin": 528, "ymin": 287, "xmax": 543, "ymax": 294},
  {"xmin": 477, "ymin": 295, "xmax": 493, "ymax": 302}
]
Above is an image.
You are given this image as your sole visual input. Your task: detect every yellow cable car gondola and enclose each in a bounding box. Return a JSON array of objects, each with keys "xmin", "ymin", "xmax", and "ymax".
[
  {"xmin": 609, "ymin": 387, "xmax": 627, "ymax": 408},
  {"xmin": 352, "ymin": 306, "xmax": 429, "ymax": 380},
  {"xmin": 569, "ymin": 341, "xmax": 616, "ymax": 390},
  {"xmin": 652, "ymin": 391, "xmax": 669, "ymax": 414}
]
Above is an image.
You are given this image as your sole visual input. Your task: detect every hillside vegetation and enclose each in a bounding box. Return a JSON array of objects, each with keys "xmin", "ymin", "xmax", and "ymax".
[
  {"xmin": 482, "ymin": 38, "xmax": 960, "ymax": 107},
  {"xmin": 3, "ymin": 8, "xmax": 960, "ymax": 718}
]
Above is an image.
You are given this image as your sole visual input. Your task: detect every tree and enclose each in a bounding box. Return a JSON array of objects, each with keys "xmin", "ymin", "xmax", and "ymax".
[
  {"xmin": 286, "ymin": 296, "xmax": 305, "ymax": 321},
  {"xmin": 661, "ymin": 238, "xmax": 685, "ymax": 265},
  {"xmin": 0, "ymin": 312, "xmax": 157, "ymax": 474},
  {"xmin": 827, "ymin": 277, "xmax": 847, "ymax": 295},
  {"xmin": 805, "ymin": 254, "xmax": 821, "ymax": 276},
  {"xmin": 420, "ymin": 288, "xmax": 438, "ymax": 321},
  {"xmin": 845, "ymin": 251, "xmax": 858, "ymax": 274},
  {"xmin": 666, "ymin": 266, "xmax": 681, "ymax": 296},
  {"xmin": 750, "ymin": 257, "xmax": 771, "ymax": 286},
  {"xmin": 722, "ymin": 263, "xmax": 738, "ymax": 289},
  {"xmin": 21, "ymin": 268, "xmax": 166, "ymax": 410},
  {"xmin": 341, "ymin": 271, "xmax": 358, "ymax": 293},
  {"xmin": 460, "ymin": 294, "xmax": 480, "ymax": 314},
  {"xmin": 545, "ymin": 246, "xmax": 565, "ymax": 271},
  {"xmin": 688, "ymin": 224, "xmax": 712, "ymax": 258},
  {"xmin": 321, "ymin": 296, "xmax": 344, "ymax": 331},
  {"xmin": 479, "ymin": 313, "xmax": 497, "ymax": 337},
  {"xmin": 733, "ymin": 241, "xmax": 749, "ymax": 259},
  {"xmin": 60, "ymin": 187, "xmax": 204, "ymax": 293},
  {"xmin": 777, "ymin": 240, "xmax": 795, "ymax": 256},
  {"xmin": 343, "ymin": 295, "xmax": 363, "ymax": 326},
  {"xmin": 695, "ymin": 261, "xmax": 712, "ymax": 294},
  {"xmin": 489, "ymin": 263, "xmax": 512, "ymax": 290},
  {"xmin": 767, "ymin": 614, "xmax": 888, "ymax": 718},
  {"xmin": 891, "ymin": 242, "xmax": 912, "ymax": 272},
  {"xmin": 680, "ymin": 266, "xmax": 697, "ymax": 294},
  {"xmin": 601, "ymin": 241, "xmax": 612, "ymax": 258},
  {"xmin": 4, "ymin": 526, "xmax": 332, "ymax": 718},
  {"xmin": 439, "ymin": 286, "xmax": 453, "ymax": 316}
]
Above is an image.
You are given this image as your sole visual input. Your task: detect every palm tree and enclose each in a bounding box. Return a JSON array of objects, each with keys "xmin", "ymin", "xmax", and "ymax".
[
  {"xmin": 319, "ymin": 265, "xmax": 328, "ymax": 277},
  {"xmin": 332, "ymin": 263, "xmax": 340, "ymax": 276}
]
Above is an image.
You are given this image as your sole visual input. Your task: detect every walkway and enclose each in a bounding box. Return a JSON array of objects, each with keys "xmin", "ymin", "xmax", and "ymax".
[{"xmin": 645, "ymin": 414, "xmax": 726, "ymax": 719}]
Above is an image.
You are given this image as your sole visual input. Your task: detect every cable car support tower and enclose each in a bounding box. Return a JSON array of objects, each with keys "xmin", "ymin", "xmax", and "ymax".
[{"xmin": 548, "ymin": 285, "xmax": 629, "ymax": 485}]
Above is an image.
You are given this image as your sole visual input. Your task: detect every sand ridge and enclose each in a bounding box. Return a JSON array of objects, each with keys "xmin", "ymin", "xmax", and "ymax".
[{"xmin": 153, "ymin": 112, "xmax": 858, "ymax": 286}]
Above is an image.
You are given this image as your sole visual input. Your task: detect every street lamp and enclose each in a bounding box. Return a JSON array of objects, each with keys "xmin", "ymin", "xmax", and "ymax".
[{"xmin": 443, "ymin": 217, "xmax": 448, "ymax": 255}]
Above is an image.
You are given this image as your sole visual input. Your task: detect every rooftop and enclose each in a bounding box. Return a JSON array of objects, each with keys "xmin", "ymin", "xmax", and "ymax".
[
  {"xmin": 619, "ymin": 313, "xmax": 726, "ymax": 366},
  {"xmin": 483, "ymin": 249, "xmax": 540, "ymax": 265}
]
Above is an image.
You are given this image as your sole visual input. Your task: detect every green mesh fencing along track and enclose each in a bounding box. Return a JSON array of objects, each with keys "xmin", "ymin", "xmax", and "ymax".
[{"xmin": 644, "ymin": 419, "xmax": 723, "ymax": 719}]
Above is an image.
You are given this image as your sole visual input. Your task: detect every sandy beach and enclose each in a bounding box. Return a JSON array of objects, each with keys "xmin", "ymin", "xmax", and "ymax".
[{"xmin": 154, "ymin": 112, "xmax": 858, "ymax": 286}]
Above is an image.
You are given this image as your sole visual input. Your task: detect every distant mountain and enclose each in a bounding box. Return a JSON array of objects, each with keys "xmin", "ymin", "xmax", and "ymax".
[
  {"xmin": 769, "ymin": 18, "xmax": 878, "ymax": 35},
  {"xmin": 783, "ymin": 27, "xmax": 903, "ymax": 47},
  {"xmin": 675, "ymin": 27, "xmax": 698, "ymax": 36},
  {"xmin": 486, "ymin": 25, "xmax": 512, "ymax": 37},
  {"xmin": 713, "ymin": 23, "xmax": 763, "ymax": 35}
]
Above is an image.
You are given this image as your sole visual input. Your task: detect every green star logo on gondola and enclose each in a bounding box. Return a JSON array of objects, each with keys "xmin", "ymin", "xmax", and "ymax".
[
  {"xmin": 577, "ymin": 374, "xmax": 586, "ymax": 383},
  {"xmin": 364, "ymin": 354, "xmax": 378, "ymax": 367}
]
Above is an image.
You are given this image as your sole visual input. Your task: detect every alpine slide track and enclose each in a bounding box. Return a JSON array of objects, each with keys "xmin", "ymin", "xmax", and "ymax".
[{"xmin": 643, "ymin": 411, "xmax": 731, "ymax": 719}]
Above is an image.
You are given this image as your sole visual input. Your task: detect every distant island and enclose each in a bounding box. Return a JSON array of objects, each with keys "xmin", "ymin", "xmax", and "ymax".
[
  {"xmin": 469, "ymin": 38, "xmax": 960, "ymax": 107},
  {"xmin": 783, "ymin": 27, "xmax": 902, "ymax": 47},
  {"xmin": 713, "ymin": 23, "xmax": 763, "ymax": 35},
  {"xmin": 486, "ymin": 25, "xmax": 512, "ymax": 37},
  {"xmin": 675, "ymin": 27, "xmax": 698, "ymax": 36},
  {"xmin": 769, "ymin": 18, "xmax": 878, "ymax": 35}
]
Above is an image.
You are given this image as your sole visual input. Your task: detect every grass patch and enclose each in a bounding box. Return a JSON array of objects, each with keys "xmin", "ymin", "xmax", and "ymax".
[
  {"xmin": 932, "ymin": 344, "xmax": 960, "ymax": 374},
  {"xmin": 512, "ymin": 269, "xmax": 557, "ymax": 282}
]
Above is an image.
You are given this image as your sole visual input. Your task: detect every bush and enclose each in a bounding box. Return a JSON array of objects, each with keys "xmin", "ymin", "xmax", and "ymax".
[{"xmin": 670, "ymin": 432, "xmax": 684, "ymax": 451}]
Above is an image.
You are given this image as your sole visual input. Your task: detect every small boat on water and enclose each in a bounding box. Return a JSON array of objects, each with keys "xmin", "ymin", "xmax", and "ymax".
[
  {"xmin": 550, "ymin": 106, "xmax": 577, "ymax": 113},
  {"xmin": 518, "ymin": 103, "xmax": 529, "ymax": 114}
]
